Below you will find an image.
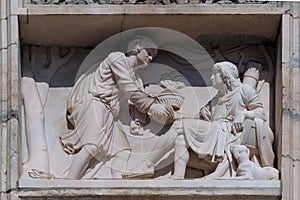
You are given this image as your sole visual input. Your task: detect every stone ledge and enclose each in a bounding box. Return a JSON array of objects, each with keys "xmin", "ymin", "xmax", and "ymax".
[
  {"xmin": 21, "ymin": 4, "xmax": 287, "ymax": 15},
  {"xmin": 18, "ymin": 179, "xmax": 281, "ymax": 199}
]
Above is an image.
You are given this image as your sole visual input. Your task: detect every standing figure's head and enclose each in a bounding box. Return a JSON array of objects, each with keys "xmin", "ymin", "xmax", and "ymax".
[
  {"xmin": 211, "ymin": 61, "xmax": 241, "ymax": 91},
  {"xmin": 127, "ymin": 35, "xmax": 158, "ymax": 68}
]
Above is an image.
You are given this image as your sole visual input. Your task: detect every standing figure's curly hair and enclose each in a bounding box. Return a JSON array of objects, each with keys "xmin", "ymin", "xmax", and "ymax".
[{"xmin": 127, "ymin": 35, "xmax": 158, "ymax": 57}]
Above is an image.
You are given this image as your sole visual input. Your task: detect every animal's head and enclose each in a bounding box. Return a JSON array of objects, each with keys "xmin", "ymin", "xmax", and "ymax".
[{"xmin": 230, "ymin": 145, "xmax": 250, "ymax": 160}]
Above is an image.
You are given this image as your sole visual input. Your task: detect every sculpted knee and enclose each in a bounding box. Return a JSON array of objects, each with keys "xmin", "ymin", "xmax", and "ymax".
[
  {"xmin": 175, "ymin": 135, "xmax": 187, "ymax": 148},
  {"xmin": 83, "ymin": 145, "xmax": 98, "ymax": 157},
  {"xmin": 115, "ymin": 150, "xmax": 131, "ymax": 161}
]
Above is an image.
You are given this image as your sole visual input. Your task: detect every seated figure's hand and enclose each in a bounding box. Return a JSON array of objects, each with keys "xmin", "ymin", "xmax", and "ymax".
[
  {"xmin": 199, "ymin": 105, "xmax": 212, "ymax": 121},
  {"xmin": 148, "ymin": 103, "xmax": 174, "ymax": 123},
  {"xmin": 233, "ymin": 112, "xmax": 246, "ymax": 134}
]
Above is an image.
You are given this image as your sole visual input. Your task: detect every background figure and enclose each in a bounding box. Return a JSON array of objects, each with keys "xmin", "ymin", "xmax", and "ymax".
[{"xmin": 60, "ymin": 35, "xmax": 174, "ymax": 179}]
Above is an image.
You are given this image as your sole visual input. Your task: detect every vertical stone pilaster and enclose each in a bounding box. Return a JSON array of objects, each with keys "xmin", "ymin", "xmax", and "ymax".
[
  {"xmin": 275, "ymin": 20, "xmax": 282, "ymax": 178},
  {"xmin": 0, "ymin": 0, "xmax": 9, "ymax": 196},
  {"xmin": 0, "ymin": 0, "xmax": 21, "ymax": 199},
  {"xmin": 281, "ymin": 2, "xmax": 300, "ymax": 199}
]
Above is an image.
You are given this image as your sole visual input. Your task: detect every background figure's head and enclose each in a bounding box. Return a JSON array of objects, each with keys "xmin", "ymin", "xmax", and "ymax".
[{"xmin": 212, "ymin": 61, "xmax": 241, "ymax": 91}]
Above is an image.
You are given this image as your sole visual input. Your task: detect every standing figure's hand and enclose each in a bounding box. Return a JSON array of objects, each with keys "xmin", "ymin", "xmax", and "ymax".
[
  {"xmin": 199, "ymin": 105, "xmax": 212, "ymax": 121},
  {"xmin": 148, "ymin": 103, "xmax": 174, "ymax": 123}
]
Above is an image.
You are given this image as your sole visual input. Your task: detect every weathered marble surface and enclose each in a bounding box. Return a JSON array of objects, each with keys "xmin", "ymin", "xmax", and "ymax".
[
  {"xmin": 0, "ymin": 0, "xmax": 20, "ymax": 195},
  {"xmin": 30, "ymin": 0, "xmax": 271, "ymax": 5},
  {"xmin": 20, "ymin": 36, "xmax": 277, "ymax": 180},
  {"xmin": 18, "ymin": 179, "xmax": 281, "ymax": 200},
  {"xmin": 281, "ymin": 4, "xmax": 300, "ymax": 199},
  {"xmin": 2, "ymin": 1, "xmax": 300, "ymax": 200}
]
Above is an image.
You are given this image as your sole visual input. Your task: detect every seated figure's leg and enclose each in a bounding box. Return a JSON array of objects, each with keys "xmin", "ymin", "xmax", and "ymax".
[
  {"xmin": 122, "ymin": 124, "xmax": 179, "ymax": 178},
  {"xmin": 111, "ymin": 150, "xmax": 131, "ymax": 178},
  {"xmin": 173, "ymin": 131, "xmax": 189, "ymax": 179},
  {"xmin": 67, "ymin": 145, "xmax": 98, "ymax": 179},
  {"xmin": 147, "ymin": 126, "xmax": 178, "ymax": 164}
]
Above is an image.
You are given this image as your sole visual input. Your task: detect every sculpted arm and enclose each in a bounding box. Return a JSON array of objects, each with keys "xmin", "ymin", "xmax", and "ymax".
[
  {"xmin": 109, "ymin": 53, "xmax": 173, "ymax": 122},
  {"xmin": 233, "ymin": 84, "xmax": 266, "ymax": 133},
  {"xmin": 109, "ymin": 53, "xmax": 155, "ymax": 113},
  {"xmin": 242, "ymin": 84, "xmax": 266, "ymax": 121}
]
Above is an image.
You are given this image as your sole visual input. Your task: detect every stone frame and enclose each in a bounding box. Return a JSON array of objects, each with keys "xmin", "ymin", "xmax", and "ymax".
[{"xmin": 0, "ymin": 1, "xmax": 299, "ymax": 199}]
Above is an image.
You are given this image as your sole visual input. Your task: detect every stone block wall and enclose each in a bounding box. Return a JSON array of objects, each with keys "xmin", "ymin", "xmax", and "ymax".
[
  {"xmin": 0, "ymin": 0, "xmax": 21, "ymax": 198},
  {"xmin": 281, "ymin": 2, "xmax": 300, "ymax": 199}
]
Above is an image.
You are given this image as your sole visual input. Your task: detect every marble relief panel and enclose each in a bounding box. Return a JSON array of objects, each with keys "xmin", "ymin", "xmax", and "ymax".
[{"xmin": 20, "ymin": 28, "xmax": 278, "ymax": 181}]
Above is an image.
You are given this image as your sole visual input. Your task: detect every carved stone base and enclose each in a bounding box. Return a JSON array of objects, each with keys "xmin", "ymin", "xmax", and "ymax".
[{"xmin": 18, "ymin": 179, "xmax": 281, "ymax": 199}]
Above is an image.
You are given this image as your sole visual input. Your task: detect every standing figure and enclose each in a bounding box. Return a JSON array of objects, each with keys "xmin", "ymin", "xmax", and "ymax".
[
  {"xmin": 60, "ymin": 36, "xmax": 174, "ymax": 179},
  {"xmin": 173, "ymin": 61, "xmax": 274, "ymax": 179}
]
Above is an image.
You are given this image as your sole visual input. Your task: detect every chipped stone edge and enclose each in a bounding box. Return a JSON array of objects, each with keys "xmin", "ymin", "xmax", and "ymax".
[{"xmin": 17, "ymin": 179, "xmax": 281, "ymax": 198}]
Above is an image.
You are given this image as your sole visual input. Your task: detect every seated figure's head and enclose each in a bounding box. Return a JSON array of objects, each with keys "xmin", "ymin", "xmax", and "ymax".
[{"xmin": 211, "ymin": 61, "xmax": 240, "ymax": 91}]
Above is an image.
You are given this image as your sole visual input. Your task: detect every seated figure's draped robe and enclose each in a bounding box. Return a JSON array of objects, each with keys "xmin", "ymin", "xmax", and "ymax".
[
  {"xmin": 60, "ymin": 52, "xmax": 155, "ymax": 156},
  {"xmin": 183, "ymin": 83, "xmax": 270, "ymax": 163}
]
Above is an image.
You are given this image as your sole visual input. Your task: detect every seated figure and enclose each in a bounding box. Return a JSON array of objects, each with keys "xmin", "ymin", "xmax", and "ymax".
[
  {"xmin": 123, "ymin": 61, "xmax": 275, "ymax": 180},
  {"xmin": 173, "ymin": 61, "xmax": 275, "ymax": 179}
]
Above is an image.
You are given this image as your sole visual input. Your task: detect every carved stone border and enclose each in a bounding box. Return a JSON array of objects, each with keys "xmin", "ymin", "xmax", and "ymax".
[
  {"xmin": 26, "ymin": 0, "xmax": 276, "ymax": 6},
  {"xmin": 281, "ymin": 3, "xmax": 300, "ymax": 199},
  {"xmin": 0, "ymin": 0, "xmax": 21, "ymax": 199},
  {"xmin": 1, "ymin": 1, "xmax": 300, "ymax": 199},
  {"xmin": 18, "ymin": 179, "xmax": 281, "ymax": 199}
]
